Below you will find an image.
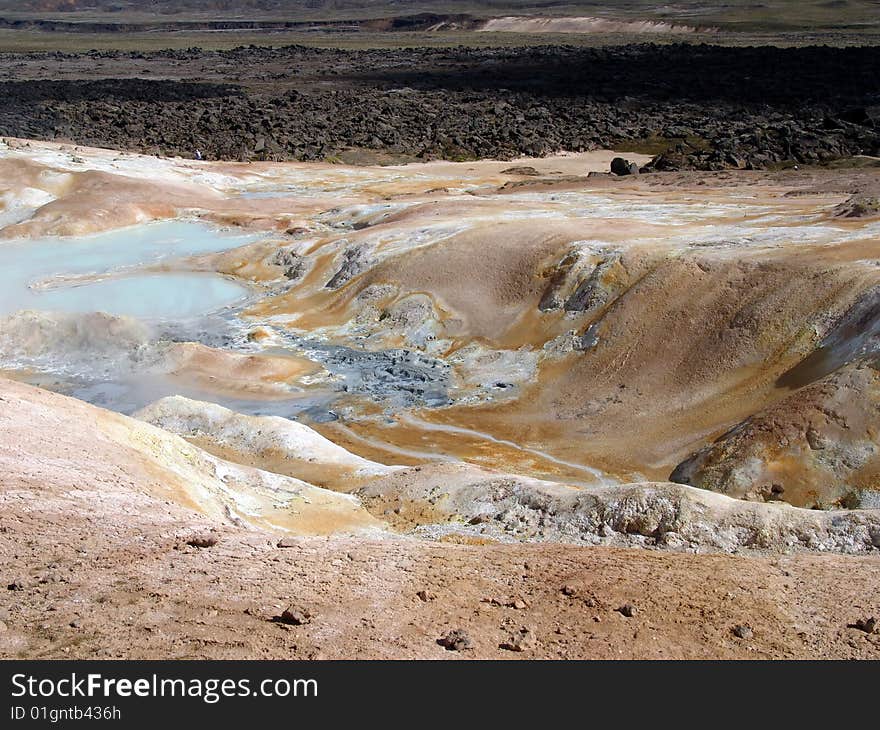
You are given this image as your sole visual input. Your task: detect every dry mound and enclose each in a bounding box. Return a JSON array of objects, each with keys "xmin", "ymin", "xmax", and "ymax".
[
  {"xmin": 431, "ymin": 240, "xmax": 880, "ymax": 482},
  {"xmin": 135, "ymin": 395, "xmax": 400, "ymax": 487},
  {"xmin": 0, "ymin": 377, "xmax": 383, "ymax": 536},
  {"xmin": 672, "ymin": 361, "xmax": 880, "ymax": 509},
  {"xmin": 834, "ymin": 192, "xmax": 880, "ymax": 218},
  {"xmin": 479, "ymin": 17, "xmax": 706, "ymax": 34},
  {"xmin": 359, "ymin": 463, "xmax": 880, "ymax": 553}
]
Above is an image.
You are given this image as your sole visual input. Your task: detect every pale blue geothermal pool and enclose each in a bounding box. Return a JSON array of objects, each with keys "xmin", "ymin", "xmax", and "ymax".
[{"xmin": 0, "ymin": 220, "xmax": 256, "ymax": 319}]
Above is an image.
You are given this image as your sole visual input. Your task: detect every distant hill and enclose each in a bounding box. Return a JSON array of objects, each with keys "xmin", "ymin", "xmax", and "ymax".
[
  {"xmin": 0, "ymin": 1, "xmax": 878, "ymax": 33},
  {"xmin": 2, "ymin": 1, "xmax": 461, "ymax": 14}
]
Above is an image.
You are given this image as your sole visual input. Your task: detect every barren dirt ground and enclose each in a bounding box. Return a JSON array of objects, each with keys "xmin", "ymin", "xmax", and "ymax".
[{"xmin": 4, "ymin": 495, "xmax": 880, "ymax": 660}]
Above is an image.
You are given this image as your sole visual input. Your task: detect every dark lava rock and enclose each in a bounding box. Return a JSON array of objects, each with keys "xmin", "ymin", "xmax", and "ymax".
[
  {"xmin": 437, "ymin": 629, "xmax": 474, "ymax": 651},
  {"xmin": 610, "ymin": 157, "xmax": 640, "ymax": 176},
  {"xmin": 852, "ymin": 617, "xmax": 878, "ymax": 634},
  {"xmin": 325, "ymin": 244, "xmax": 373, "ymax": 289},
  {"xmin": 272, "ymin": 247, "xmax": 307, "ymax": 280},
  {"xmin": 1, "ymin": 45, "xmax": 877, "ymax": 171},
  {"xmin": 732, "ymin": 624, "xmax": 754, "ymax": 639},
  {"xmin": 616, "ymin": 603, "xmax": 638, "ymax": 618}
]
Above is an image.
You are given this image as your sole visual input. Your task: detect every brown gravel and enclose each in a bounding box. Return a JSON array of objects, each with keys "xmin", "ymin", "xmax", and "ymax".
[{"xmin": 2, "ymin": 485, "xmax": 879, "ymax": 659}]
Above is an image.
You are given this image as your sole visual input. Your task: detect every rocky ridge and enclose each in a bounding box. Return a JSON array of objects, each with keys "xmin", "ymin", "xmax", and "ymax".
[{"xmin": 0, "ymin": 44, "xmax": 878, "ymax": 169}]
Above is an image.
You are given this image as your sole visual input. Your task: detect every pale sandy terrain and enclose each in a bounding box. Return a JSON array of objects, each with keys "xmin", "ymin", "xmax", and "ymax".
[{"xmin": 477, "ymin": 17, "xmax": 708, "ymax": 34}]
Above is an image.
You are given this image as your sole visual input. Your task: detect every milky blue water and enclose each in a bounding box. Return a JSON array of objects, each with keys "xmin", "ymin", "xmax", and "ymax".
[
  {"xmin": 0, "ymin": 218, "xmax": 446, "ymax": 422},
  {"xmin": 33, "ymin": 273, "xmax": 249, "ymax": 320},
  {"xmin": 0, "ymin": 220, "xmax": 256, "ymax": 319}
]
